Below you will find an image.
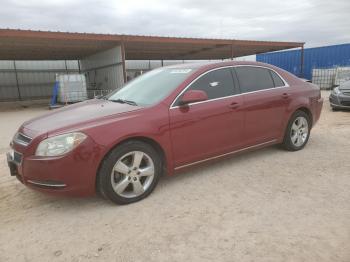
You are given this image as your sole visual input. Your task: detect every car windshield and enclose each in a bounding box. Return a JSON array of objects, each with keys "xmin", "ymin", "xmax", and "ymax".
[{"xmin": 107, "ymin": 68, "xmax": 193, "ymax": 106}]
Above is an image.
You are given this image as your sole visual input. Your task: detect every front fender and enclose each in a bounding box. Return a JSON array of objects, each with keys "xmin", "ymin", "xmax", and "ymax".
[{"xmin": 83, "ymin": 105, "xmax": 174, "ymax": 176}]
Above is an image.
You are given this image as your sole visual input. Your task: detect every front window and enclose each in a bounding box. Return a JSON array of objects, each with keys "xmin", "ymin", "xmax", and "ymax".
[
  {"xmin": 107, "ymin": 68, "xmax": 193, "ymax": 106},
  {"xmin": 173, "ymin": 68, "xmax": 236, "ymax": 106},
  {"xmin": 187, "ymin": 68, "xmax": 236, "ymax": 99}
]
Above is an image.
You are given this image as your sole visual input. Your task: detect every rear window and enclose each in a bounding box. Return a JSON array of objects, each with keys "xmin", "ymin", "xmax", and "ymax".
[
  {"xmin": 269, "ymin": 70, "xmax": 285, "ymax": 87},
  {"xmin": 235, "ymin": 67, "xmax": 275, "ymax": 93}
]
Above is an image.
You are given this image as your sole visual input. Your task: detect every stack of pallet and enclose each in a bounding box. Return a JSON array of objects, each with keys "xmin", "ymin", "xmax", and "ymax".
[
  {"xmin": 334, "ymin": 67, "xmax": 350, "ymax": 85},
  {"xmin": 312, "ymin": 67, "xmax": 350, "ymax": 89},
  {"xmin": 311, "ymin": 68, "xmax": 337, "ymax": 90},
  {"xmin": 57, "ymin": 74, "xmax": 87, "ymax": 103}
]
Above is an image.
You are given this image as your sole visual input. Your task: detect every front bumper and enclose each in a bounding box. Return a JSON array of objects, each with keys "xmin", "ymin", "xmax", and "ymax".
[
  {"xmin": 7, "ymin": 136, "xmax": 104, "ymax": 197},
  {"xmin": 7, "ymin": 149, "xmax": 23, "ymax": 182},
  {"xmin": 329, "ymin": 92, "xmax": 350, "ymax": 109}
]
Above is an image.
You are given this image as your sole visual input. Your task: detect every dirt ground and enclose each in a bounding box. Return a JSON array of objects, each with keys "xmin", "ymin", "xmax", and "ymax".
[{"xmin": 0, "ymin": 91, "xmax": 349, "ymax": 262}]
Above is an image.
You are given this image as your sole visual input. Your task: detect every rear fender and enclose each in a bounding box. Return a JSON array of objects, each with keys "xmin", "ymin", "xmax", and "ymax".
[{"xmin": 279, "ymin": 97, "xmax": 311, "ymax": 142}]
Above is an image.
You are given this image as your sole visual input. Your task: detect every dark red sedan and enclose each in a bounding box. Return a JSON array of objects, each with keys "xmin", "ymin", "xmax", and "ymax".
[{"xmin": 7, "ymin": 61, "xmax": 323, "ymax": 204}]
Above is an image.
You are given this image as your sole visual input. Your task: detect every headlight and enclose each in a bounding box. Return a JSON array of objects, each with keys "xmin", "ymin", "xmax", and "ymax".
[
  {"xmin": 332, "ymin": 87, "xmax": 341, "ymax": 95},
  {"xmin": 35, "ymin": 132, "xmax": 87, "ymax": 157}
]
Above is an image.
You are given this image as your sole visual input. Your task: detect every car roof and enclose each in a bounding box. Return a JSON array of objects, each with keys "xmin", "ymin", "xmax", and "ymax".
[
  {"xmin": 165, "ymin": 60, "xmax": 300, "ymax": 86},
  {"xmin": 166, "ymin": 60, "xmax": 276, "ymax": 71}
]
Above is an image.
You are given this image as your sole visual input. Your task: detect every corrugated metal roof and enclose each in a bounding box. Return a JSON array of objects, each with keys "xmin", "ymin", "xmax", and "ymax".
[{"xmin": 0, "ymin": 28, "xmax": 304, "ymax": 60}]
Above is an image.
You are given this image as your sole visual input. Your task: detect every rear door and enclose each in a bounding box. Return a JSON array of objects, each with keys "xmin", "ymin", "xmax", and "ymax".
[
  {"xmin": 169, "ymin": 67, "xmax": 244, "ymax": 168},
  {"xmin": 234, "ymin": 66, "xmax": 290, "ymax": 146}
]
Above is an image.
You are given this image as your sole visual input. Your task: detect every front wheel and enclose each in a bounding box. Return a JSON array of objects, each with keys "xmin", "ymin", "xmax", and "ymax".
[
  {"xmin": 97, "ymin": 140, "xmax": 162, "ymax": 205},
  {"xmin": 282, "ymin": 110, "xmax": 311, "ymax": 151}
]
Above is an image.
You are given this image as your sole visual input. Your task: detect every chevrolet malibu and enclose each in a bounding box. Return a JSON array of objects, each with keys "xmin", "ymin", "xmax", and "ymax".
[{"xmin": 7, "ymin": 61, "xmax": 323, "ymax": 204}]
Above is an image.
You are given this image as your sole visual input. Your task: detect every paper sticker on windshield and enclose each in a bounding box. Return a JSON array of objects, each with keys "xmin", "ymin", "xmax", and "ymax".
[{"xmin": 170, "ymin": 69, "xmax": 192, "ymax": 74}]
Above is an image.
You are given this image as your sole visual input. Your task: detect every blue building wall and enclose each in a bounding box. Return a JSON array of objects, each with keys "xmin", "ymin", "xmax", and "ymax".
[{"xmin": 256, "ymin": 43, "xmax": 350, "ymax": 80}]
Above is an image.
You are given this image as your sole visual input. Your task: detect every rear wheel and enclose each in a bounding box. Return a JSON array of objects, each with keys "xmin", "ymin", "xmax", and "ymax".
[
  {"xmin": 282, "ymin": 110, "xmax": 311, "ymax": 151},
  {"xmin": 97, "ymin": 140, "xmax": 162, "ymax": 204},
  {"xmin": 331, "ymin": 106, "xmax": 339, "ymax": 111}
]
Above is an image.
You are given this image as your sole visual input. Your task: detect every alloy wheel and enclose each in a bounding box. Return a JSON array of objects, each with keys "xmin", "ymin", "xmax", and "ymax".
[
  {"xmin": 290, "ymin": 116, "xmax": 309, "ymax": 147},
  {"xmin": 111, "ymin": 151, "xmax": 155, "ymax": 198}
]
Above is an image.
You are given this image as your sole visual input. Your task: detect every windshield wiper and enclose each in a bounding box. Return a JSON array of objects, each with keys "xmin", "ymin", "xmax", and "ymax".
[{"xmin": 109, "ymin": 98, "xmax": 138, "ymax": 106}]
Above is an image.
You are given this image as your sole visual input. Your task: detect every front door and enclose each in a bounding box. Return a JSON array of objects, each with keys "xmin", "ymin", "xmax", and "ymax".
[{"xmin": 169, "ymin": 68, "xmax": 244, "ymax": 168}]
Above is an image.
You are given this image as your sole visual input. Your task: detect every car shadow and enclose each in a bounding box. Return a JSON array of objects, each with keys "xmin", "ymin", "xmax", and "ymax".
[
  {"xmin": 14, "ymin": 144, "xmax": 286, "ymax": 210},
  {"xmin": 158, "ymin": 144, "xmax": 284, "ymax": 187}
]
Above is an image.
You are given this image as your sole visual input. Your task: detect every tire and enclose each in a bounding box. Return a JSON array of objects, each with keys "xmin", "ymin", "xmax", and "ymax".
[
  {"xmin": 331, "ymin": 107, "xmax": 339, "ymax": 111},
  {"xmin": 282, "ymin": 110, "xmax": 311, "ymax": 151},
  {"xmin": 97, "ymin": 140, "xmax": 162, "ymax": 205}
]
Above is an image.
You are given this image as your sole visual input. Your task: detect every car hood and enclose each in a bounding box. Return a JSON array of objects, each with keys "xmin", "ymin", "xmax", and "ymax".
[{"xmin": 21, "ymin": 99, "xmax": 142, "ymax": 136}]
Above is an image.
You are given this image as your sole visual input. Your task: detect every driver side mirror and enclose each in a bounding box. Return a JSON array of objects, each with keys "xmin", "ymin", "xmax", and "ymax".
[{"xmin": 180, "ymin": 90, "xmax": 208, "ymax": 105}]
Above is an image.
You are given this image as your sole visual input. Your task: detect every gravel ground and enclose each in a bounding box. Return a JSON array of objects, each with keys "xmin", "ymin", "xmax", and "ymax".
[{"xmin": 0, "ymin": 91, "xmax": 349, "ymax": 262}]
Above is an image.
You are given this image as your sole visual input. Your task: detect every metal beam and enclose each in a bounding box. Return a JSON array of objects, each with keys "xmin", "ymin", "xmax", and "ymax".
[
  {"xmin": 13, "ymin": 60, "xmax": 22, "ymax": 101},
  {"xmin": 300, "ymin": 44, "xmax": 304, "ymax": 77},
  {"xmin": 231, "ymin": 44, "xmax": 234, "ymax": 60},
  {"xmin": 80, "ymin": 62, "xmax": 123, "ymax": 72},
  {"xmin": 121, "ymin": 42, "xmax": 127, "ymax": 83},
  {"xmin": 78, "ymin": 60, "xmax": 81, "ymax": 74},
  {"xmin": 179, "ymin": 44, "xmax": 228, "ymax": 58},
  {"xmin": 0, "ymin": 68, "xmax": 79, "ymax": 73}
]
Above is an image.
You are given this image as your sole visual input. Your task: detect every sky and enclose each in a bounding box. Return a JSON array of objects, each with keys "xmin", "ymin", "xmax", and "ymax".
[{"xmin": 1, "ymin": 0, "xmax": 349, "ymax": 48}]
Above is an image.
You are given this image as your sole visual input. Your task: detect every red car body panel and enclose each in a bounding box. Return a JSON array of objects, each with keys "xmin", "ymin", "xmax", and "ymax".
[
  {"xmin": 169, "ymin": 95, "xmax": 245, "ymax": 167},
  {"xmin": 242, "ymin": 88, "xmax": 289, "ymax": 146},
  {"xmin": 8, "ymin": 61, "xmax": 323, "ymax": 197},
  {"xmin": 12, "ymin": 136, "xmax": 102, "ymax": 196}
]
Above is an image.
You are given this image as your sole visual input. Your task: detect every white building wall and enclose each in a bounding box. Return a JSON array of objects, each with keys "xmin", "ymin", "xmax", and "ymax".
[
  {"xmin": 0, "ymin": 60, "xmax": 79, "ymax": 101},
  {"xmin": 80, "ymin": 46, "xmax": 124, "ymax": 92}
]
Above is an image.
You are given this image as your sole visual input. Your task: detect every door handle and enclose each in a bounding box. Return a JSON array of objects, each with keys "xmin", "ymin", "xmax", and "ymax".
[
  {"xmin": 228, "ymin": 102, "xmax": 240, "ymax": 109},
  {"xmin": 282, "ymin": 93, "xmax": 290, "ymax": 99}
]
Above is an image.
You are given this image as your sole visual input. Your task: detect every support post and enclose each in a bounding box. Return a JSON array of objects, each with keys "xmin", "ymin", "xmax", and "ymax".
[
  {"xmin": 300, "ymin": 44, "xmax": 304, "ymax": 77},
  {"xmin": 64, "ymin": 60, "xmax": 68, "ymax": 73},
  {"xmin": 121, "ymin": 42, "xmax": 127, "ymax": 83},
  {"xmin": 13, "ymin": 60, "xmax": 22, "ymax": 101},
  {"xmin": 78, "ymin": 60, "xmax": 81, "ymax": 74},
  {"xmin": 161, "ymin": 60, "xmax": 164, "ymax": 67},
  {"xmin": 231, "ymin": 44, "xmax": 234, "ymax": 60}
]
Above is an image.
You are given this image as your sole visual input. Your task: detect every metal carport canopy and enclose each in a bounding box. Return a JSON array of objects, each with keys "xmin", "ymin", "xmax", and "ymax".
[{"xmin": 0, "ymin": 29, "xmax": 304, "ymax": 60}]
